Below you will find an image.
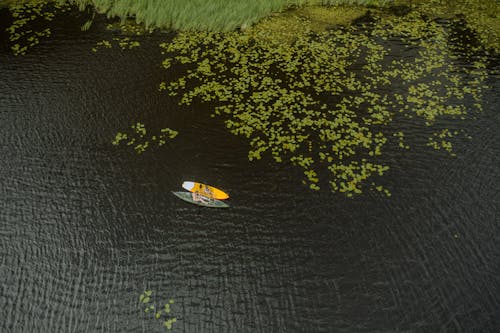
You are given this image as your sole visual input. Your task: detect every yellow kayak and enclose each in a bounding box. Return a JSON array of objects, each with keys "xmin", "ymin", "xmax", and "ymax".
[{"xmin": 182, "ymin": 181, "xmax": 229, "ymax": 200}]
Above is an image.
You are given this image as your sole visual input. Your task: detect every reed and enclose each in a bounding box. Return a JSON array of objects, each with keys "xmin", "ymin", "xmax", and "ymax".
[{"xmin": 70, "ymin": 0, "xmax": 309, "ymax": 31}]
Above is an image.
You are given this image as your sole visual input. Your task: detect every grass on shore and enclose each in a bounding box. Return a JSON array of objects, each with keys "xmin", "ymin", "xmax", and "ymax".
[
  {"xmin": 70, "ymin": 0, "xmax": 309, "ymax": 31},
  {"xmin": 58, "ymin": 0, "xmax": 392, "ymax": 31}
]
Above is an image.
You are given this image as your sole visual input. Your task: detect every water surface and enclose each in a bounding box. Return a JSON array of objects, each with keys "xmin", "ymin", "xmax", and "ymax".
[{"xmin": 0, "ymin": 9, "xmax": 499, "ymax": 332}]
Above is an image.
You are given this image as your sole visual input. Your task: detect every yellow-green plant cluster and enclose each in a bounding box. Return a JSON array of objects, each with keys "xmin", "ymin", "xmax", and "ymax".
[
  {"xmin": 393, "ymin": 132, "xmax": 410, "ymax": 150},
  {"xmin": 139, "ymin": 290, "xmax": 177, "ymax": 330},
  {"xmin": 91, "ymin": 39, "xmax": 111, "ymax": 51},
  {"xmin": 91, "ymin": 22, "xmax": 145, "ymax": 52},
  {"xmin": 402, "ymin": 0, "xmax": 499, "ymax": 52},
  {"xmin": 426, "ymin": 128, "xmax": 459, "ymax": 155},
  {"xmin": 92, "ymin": 37, "xmax": 140, "ymax": 51},
  {"xmin": 112, "ymin": 122, "xmax": 178, "ymax": 154},
  {"xmin": 6, "ymin": 0, "xmax": 70, "ymax": 55},
  {"xmin": 321, "ymin": 0, "xmax": 391, "ymax": 6},
  {"xmin": 159, "ymin": 9, "xmax": 489, "ymax": 196},
  {"xmin": 105, "ymin": 21, "xmax": 153, "ymax": 35}
]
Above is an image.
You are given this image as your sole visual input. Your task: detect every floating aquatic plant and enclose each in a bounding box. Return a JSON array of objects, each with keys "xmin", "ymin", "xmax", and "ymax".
[
  {"xmin": 404, "ymin": 0, "xmax": 499, "ymax": 53},
  {"xmin": 158, "ymin": 6, "xmax": 490, "ymax": 196},
  {"xmin": 91, "ymin": 39, "xmax": 112, "ymax": 52},
  {"xmin": 105, "ymin": 20, "xmax": 153, "ymax": 35},
  {"xmin": 92, "ymin": 37, "xmax": 140, "ymax": 52},
  {"xmin": 6, "ymin": 0, "xmax": 71, "ymax": 55},
  {"xmin": 114, "ymin": 37, "xmax": 140, "ymax": 49},
  {"xmin": 160, "ymin": 30, "xmax": 393, "ymax": 195},
  {"xmin": 5, "ymin": 1, "xmax": 493, "ymax": 197},
  {"xmin": 139, "ymin": 290, "xmax": 177, "ymax": 331},
  {"xmin": 393, "ymin": 132, "xmax": 410, "ymax": 150},
  {"xmin": 426, "ymin": 128, "xmax": 459, "ymax": 156},
  {"xmin": 91, "ymin": 21, "xmax": 143, "ymax": 52},
  {"xmin": 112, "ymin": 122, "xmax": 178, "ymax": 154}
]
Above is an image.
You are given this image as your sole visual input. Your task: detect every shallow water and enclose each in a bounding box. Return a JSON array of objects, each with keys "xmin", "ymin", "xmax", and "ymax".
[{"xmin": 0, "ymin": 8, "xmax": 499, "ymax": 333}]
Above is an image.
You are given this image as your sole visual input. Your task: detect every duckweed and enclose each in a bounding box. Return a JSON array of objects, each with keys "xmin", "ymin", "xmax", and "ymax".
[
  {"xmin": 112, "ymin": 122, "xmax": 178, "ymax": 154},
  {"xmin": 106, "ymin": 20, "xmax": 153, "ymax": 35},
  {"xmin": 139, "ymin": 290, "xmax": 177, "ymax": 331},
  {"xmin": 404, "ymin": 0, "xmax": 499, "ymax": 52},
  {"xmin": 427, "ymin": 128, "xmax": 457, "ymax": 156},
  {"xmin": 93, "ymin": 21, "xmax": 147, "ymax": 51},
  {"xmin": 92, "ymin": 37, "xmax": 140, "ymax": 52},
  {"xmin": 91, "ymin": 39, "xmax": 112, "ymax": 52},
  {"xmin": 114, "ymin": 37, "xmax": 140, "ymax": 49},
  {"xmin": 159, "ymin": 7, "xmax": 490, "ymax": 196},
  {"xmin": 6, "ymin": 0, "xmax": 70, "ymax": 55},
  {"xmin": 393, "ymin": 132, "xmax": 410, "ymax": 150}
]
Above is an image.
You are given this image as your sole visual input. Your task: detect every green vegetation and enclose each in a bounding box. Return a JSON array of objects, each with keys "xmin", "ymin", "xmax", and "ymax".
[
  {"xmin": 69, "ymin": 0, "xmax": 309, "ymax": 31},
  {"xmin": 396, "ymin": 0, "xmax": 499, "ymax": 52},
  {"xmin": 159, "ymin": 7, "xmax": 489, "ymax": 196},
  {"xmin": 4, "ymin": 0, "xmax": 496, "ymax": 196},
  {"xmin": 91, "ymin": 37, "xmax": 140, "ymax": 52},
  {"xmin": 5, "ymin": 1, "xmax": 499, "ymax": 50},
  {"xmin": 90, "ymin": 21, "xmax": 150, "ymax": 51},
  {"xmin": 1, "ymin": 0, "xmax": 46, "ymax": 7},
  {"xmin": 393, "ymin": 132, "xmax": 410, "ymax": 150},
  {"xmin": 112, "ymin": 122, "xmax": 178, "ymax": 154},
  {"xmin": 6, "ymin": 0, "xmax": 70, "ymax": 55},
  {"xmin": 321, "ymin": 0, "xmax": 391, "ymax": 5},
  {"xmin": 139, "ymin": 290, "xmax": 177, "ymax": 330}
]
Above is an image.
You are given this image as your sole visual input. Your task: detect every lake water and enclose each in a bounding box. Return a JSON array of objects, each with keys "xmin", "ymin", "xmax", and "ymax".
[{"xmin": 0, "ymin": 7, "xmax": 499, "ymax": 333}]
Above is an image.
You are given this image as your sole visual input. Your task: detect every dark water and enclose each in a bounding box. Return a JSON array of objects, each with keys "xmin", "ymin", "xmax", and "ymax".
[{"xmin": 0, "ymin": 9, "xmax": 499, "ymax": 333}]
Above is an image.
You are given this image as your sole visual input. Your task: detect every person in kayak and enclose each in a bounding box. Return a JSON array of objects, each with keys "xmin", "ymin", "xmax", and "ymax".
[{"xmin": 191, "ymin": 191, "xmax": 210, "ymax": 203}]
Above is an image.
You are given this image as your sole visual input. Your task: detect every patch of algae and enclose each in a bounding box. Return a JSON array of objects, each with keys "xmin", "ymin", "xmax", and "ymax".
[{"xmin": 159, "ymin": 6, "xmax": 490, "ymax": 196}]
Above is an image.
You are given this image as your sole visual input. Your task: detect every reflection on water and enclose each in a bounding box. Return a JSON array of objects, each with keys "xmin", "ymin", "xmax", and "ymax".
[{"xmin": 0, "ymin": 7, "xmax": 499, "ymax": 333}]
